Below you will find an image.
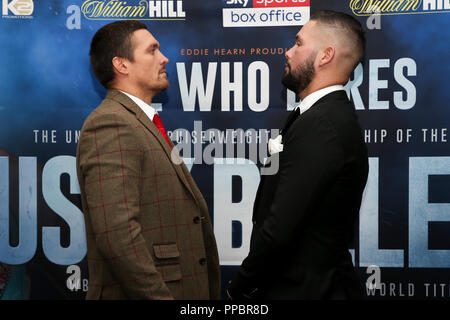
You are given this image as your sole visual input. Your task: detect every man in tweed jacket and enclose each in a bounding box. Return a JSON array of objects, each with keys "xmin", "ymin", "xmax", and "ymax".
[{"xmin": 76, "ymin": 21, "xmax": 220, "ymax": 300}]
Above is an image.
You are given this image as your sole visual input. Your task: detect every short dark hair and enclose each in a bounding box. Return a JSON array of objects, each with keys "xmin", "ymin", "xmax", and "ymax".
[
  {"xmin": 310, "ymin": 10, "xmax": 366, "ymax": 68},
  {"xmin": 89, "ymin": 20, "xmax": 147, "ymax": 88}
]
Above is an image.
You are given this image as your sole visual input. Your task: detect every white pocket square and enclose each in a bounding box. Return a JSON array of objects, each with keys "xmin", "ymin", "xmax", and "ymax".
[{"xmin": 268, "ymin": 135, "xmax": 283, "ymax": 155}]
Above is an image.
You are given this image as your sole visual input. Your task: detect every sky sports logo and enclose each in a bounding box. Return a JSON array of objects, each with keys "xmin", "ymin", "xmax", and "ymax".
[{"xmin": 223, "ymin": 0, "xmax": 310, "ymax": 27}]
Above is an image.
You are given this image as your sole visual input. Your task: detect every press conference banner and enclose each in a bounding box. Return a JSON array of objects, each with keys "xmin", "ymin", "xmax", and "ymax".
[{"xmin": 0, "ymin": 0, "xmax": 449, "ymax": 300}]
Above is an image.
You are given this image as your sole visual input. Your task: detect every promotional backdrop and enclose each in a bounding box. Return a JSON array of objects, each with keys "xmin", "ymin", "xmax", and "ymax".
[{"xmin": 1, "ymin": 0, "xmax": 449, "ymax": 299}]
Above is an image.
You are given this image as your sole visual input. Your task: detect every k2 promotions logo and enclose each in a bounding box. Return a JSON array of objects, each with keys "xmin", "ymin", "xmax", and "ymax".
[
  {"xmin": 2, "ymin": 0, "xmax": 34, "ymax": 18},
  {"xmin": 222, "ymin": 0, "xmax": 310, "ymax": 27}
]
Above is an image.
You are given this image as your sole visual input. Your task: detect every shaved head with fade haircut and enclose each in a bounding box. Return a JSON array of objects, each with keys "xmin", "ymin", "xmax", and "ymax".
[
  {"xmin": 282, "ymin": 10, "xmax": 366, "ymax": 98},
  {"xmin": 310, "ymin": 10, "xmax": 366, "ymax": 73}
]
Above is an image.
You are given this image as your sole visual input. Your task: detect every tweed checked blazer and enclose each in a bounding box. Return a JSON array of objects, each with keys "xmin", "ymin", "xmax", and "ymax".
[{"xmin": 76, "ymin": 90, "xmax": 220, "ymax": 300}]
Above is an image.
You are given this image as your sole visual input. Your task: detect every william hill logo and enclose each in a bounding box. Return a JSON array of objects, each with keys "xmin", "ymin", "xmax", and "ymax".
[
  {"xmin": 81, "ymin": 0, "xmax": 186, "ymax": 20},
  {"xmin": 350, "ymin": 0, "xmax": 450, "ymax": 16}
]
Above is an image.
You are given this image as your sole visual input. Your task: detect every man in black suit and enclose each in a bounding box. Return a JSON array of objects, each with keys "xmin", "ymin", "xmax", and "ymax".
[{"xmin": 228, "ymin": 11, "xmax": 369, "ymax": 300}]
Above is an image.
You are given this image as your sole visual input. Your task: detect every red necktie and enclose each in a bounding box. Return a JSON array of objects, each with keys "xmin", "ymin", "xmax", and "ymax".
[{"xmin": 152, "ymin": 114, "xmax": 172, "ymax": 149}]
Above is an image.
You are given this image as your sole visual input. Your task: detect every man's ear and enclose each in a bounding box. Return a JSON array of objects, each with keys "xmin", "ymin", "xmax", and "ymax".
[
  {"xmin": 318, "ymin": 46, "xmax": 335, "ymax": 67},
  {"xmin": 112, "ymin": 56, "xmax": 129, "ymax": 76}
]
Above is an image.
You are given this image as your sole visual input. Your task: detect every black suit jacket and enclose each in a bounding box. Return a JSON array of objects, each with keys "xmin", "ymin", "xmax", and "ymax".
[{"xmin": 229, "ymin": 90, "xmax": 368, "ymax": 299}]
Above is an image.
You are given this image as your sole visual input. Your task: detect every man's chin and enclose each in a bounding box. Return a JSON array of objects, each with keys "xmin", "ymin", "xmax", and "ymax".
[
  {"xmin": 148, "ymin": 82, "xmax": 169, "ymax": 95},
  {"xmin": 158, "ymin": 81, "xmax": 170, "ymax": 92},
  {"xmin": 281, "ymin": 75, "xmax": 298, "ymax": 94}
]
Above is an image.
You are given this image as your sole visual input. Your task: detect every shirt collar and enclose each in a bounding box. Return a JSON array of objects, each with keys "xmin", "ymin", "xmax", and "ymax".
[
  {"xmin": 119, "ymin": 90, "xmax": 157, "ymax": 121},
  {"xmin": 295, "ymin": 85, "xmax": 345, "ymax": 114}
]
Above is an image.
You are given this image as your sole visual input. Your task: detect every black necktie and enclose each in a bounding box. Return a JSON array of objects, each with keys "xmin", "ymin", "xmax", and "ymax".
[{"xmin": 281, "ymin": 107, "xmax": 300, "ymax": 135}]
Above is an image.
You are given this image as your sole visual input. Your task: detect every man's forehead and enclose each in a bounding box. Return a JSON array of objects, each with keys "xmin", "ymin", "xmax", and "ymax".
[
  {"xmin": 132, "ymin": 29, "xmax": 159, "ymax": 46},
  {"xmin": 297, "ymin": 20, "xmax": 316, "ymax": 37},
  {"xmin": 297, "ymin": 20, "xmax": 329, "ymax": 45}
]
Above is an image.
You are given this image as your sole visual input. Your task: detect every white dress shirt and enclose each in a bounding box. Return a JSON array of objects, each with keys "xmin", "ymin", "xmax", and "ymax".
[
  {"xmin": 120, "ymin": 90, "xmax": 157, "ymax": 121},
  {"xmin": 295, "ymin": 85, "xmax": 345, "ymax": 114}
]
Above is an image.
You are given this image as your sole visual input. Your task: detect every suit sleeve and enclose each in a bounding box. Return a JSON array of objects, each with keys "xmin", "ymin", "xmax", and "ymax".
[
  {"xmin": 77, "ymin": 112, "xmax": 173, "ymax": 299},
  {"xmin": 230, "ymin": 114, "xmax": 345, "ymax": 296}
]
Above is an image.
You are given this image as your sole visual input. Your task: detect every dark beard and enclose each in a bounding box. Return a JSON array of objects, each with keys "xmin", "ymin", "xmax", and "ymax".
[{"xmin": 281, "ymin": 56, "xmax": 315, "ymax": 95}]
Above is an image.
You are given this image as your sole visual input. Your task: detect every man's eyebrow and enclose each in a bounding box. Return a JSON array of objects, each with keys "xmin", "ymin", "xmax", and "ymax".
[{"xmin": 147, "ymin": 42, "xmax": 159, "ymax": 50}]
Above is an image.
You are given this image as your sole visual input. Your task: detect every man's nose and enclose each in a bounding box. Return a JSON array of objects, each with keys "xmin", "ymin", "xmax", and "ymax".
[
  {"xmin": 160, "ymin": 52, "xmax": 169, "ymax": 65},
  {"xmin": 285, "ymin": 46, "xmax": 293, "ymax": 60}
]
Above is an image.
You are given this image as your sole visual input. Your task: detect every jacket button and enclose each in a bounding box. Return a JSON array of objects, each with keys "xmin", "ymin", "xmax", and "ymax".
[
  {"xmin": 193, "ymin": 216, "xmax": 200, "ymax": 224},
  {"xmin": 199, "ymin": 258, "xmax": 206, "ymax": 265}
]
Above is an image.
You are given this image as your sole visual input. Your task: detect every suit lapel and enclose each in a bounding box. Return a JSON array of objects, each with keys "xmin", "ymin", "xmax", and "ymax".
[
  {"xmin": 281, "ymin": 91, "xmax": 349, "ymax": 137},
  {"xmin": 281, "ymin": 108, "xmax": 300, "ymax": 135},
  {"xmin": 105, "ymin": 90, "xmax": 197, "ymax": 201}
]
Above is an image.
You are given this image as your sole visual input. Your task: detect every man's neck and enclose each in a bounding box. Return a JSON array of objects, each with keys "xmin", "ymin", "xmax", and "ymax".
[{"xmin": 299, "ymin": 80, "xmax": 346, "ymax": 100}]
